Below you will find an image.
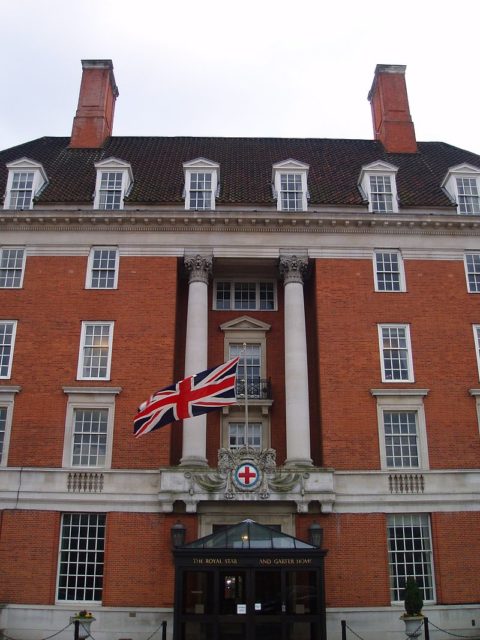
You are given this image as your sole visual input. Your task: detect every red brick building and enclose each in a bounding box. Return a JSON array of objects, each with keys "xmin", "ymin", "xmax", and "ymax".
[{"xmin": 0, "ymin": 61, "xmax": 479, "ymax": 640}]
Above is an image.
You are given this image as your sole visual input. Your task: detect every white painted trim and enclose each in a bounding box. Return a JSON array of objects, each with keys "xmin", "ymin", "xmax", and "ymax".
[
  {"xmin": 183, "ymin": 158, "xmax": 220, "ymax": 211},
  {"xmin": 464, "ymin": 252, "xmax": 480, "ymax": 293},
  {"xmin": 0, "ymin": 386, "xmax": 21, "ymax": 466},
  {"xmin": 0, "ymin": 246, "xmax": 26, "ymax": 288},
  {"xmin": 213, "ymin": 279, "xmax": 277, "ymax": 311},
  {"xmin": 77, "ymin": 321, "xmax": 114, "ymax": 381},
  {"xmin": 373, "ymin": 249, "xmax": 406, "ymax": 292},
  {"xmin": 272, "ymin": 160, "xmax": 309, "ymax": 212},
  {"xmin": 372, "ymin": 390, "xmax": 430, "ymax": 470},
  {"xmin": 0, "ymin": 319, "xmax": 17, "ymax": 379},
  {"xmin": 85, "ymin": 246, "xmax": 119, "ymax": 289},
  {"xmin": 358, "ymin": 161, "xmax": 399, "ymax": 214},
  {"xmin": 61, "ymin": 387, "xmax": 121, "ymax": 469},
  {"xmin": 3, "ymin": 161, "xmax": 48, "ymax": 210},
  {"xmin": 442, "ymin": 165, "xmax": 480, "ymax": 215},
  {"xmin": 377, "ymin": 323, "xmax": 414, "ymax": 383},
  {"xmin": 93, "ymin": 159, "xmax": 133, "ymax": 210}
]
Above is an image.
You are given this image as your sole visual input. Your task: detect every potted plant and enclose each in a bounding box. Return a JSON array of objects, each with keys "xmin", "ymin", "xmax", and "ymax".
[
  {"xmin": 70, "ymin": 611, "xmax": 96, "ymax": 640},
  {"xmin": 401, "ymin": 578, "xmax": 424, "ymax": 638}
]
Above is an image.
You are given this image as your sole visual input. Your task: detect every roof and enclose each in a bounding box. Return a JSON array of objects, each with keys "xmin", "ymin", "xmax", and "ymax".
[
  {"xmin": 1, "ymin": 136, "xmax": 480, "ymax": 208},
  {"xmin": 183, "ymin": 520, "xmax": 316, "ymax": 550}
]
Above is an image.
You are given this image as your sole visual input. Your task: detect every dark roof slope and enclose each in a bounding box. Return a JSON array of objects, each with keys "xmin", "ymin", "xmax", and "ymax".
[{"xmin": 1, "ymin": 136, "xmax": 480, "ymax": 208}]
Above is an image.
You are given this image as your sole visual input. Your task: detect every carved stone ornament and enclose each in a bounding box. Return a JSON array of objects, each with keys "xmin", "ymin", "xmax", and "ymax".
[
  {"xmin": 279, "ymin": 255, "xmax": 308, "ymax": 285},
  {"xmin": 185, "ymin": 448, "xmax": 304, "ymax": 500},
  {"xmin": 184, "ymin": 254, "xmax": 212, "ymax": 284}
]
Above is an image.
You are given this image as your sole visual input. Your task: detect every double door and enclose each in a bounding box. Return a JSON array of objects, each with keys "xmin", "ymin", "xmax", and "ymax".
[{"xmin": 177, "ymin": 566, "xmax": 325, "ymax": 640}]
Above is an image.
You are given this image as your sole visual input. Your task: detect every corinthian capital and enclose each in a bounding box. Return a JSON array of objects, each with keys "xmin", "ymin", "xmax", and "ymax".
[
  {"xmin": 279, "ymin": 255, "xmax": 308, "ymax": 285},
  {"xmin": 184, "ymin": 254, "xmax": 212, "ymax": 284}
]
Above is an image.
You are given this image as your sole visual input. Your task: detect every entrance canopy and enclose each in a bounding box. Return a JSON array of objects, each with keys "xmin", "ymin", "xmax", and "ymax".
[
  {"xmin": 173, "ymin": 520, "xmax": 327, "ymax": 640},
  {"xmin": 184, "ymin": 519, "xmax": 316, "ymax": 550}
]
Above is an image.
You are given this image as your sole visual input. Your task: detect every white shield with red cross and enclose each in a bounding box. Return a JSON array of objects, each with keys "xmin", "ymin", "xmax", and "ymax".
[{"xmin": 233, "ymin": 462, "xmax": 261, "ymax": 491}]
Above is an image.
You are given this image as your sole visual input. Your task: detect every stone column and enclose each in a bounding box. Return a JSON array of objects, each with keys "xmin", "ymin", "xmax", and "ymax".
[
  {"xmin": 180, "ymin": 254, "xmax": 212, "ymax": 467},
  {"xmin": 279, "ymin": 255, "xmax": 312, "ymax": 467}
]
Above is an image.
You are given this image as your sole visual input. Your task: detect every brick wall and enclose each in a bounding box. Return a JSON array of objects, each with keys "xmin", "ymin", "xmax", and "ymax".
[
  {"xmin": 315, "ymin": 258, "xmax": 480, "ymax": 469},
  {"xmin": 297, "ymin": 513, "xmax": 391, "ymax": 607},
  {"xmin": 1, "ymin": 255, "xmax": 178, "ymax": 469},
  {"xmin": 103, "ymin": 512, "xmax": 176, "ymax": 607},
  {"xmin": 0, "ymin": 510, "xmax": 60, "ymax": 603},
  {"xmin": 432, "ymin": 512, "xmax": 480, "ymax": 604}
]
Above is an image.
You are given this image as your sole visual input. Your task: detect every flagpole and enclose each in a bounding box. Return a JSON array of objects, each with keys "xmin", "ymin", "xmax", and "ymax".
[{"xmin": 242, "ymin": 342, "xmax": 249, "ymax": 451}]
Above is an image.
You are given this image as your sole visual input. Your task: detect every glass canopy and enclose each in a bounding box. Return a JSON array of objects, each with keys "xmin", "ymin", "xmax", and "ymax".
[{"xmin": 185, "ymin": 519, "xmax": 315, "ymax": 550}]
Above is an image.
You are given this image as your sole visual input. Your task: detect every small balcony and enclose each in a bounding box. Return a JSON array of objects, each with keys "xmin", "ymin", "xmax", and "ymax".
[{"xmin": 235, "ymin": 377, "xmax": 272, "ymax": 400}]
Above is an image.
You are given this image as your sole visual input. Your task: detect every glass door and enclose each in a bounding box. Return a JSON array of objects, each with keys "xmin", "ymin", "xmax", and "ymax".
[
  {"xmin": 177, "ymin": 566, "xmax": 324, "ymax": 640},
  {"xmin": 218, "ymin": 570, "xmax": 248, "ymax": 640}
]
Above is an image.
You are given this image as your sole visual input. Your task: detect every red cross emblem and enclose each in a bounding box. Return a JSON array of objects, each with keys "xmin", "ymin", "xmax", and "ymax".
[{"xmin": 234, "ymin": 463, "xmax": 260, "ymax": 489}]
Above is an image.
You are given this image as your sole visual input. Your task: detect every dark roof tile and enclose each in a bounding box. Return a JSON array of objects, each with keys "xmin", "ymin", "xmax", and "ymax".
[{"xmin": 1, "ymin": 136, "xmax": 479, "ymax": 209}]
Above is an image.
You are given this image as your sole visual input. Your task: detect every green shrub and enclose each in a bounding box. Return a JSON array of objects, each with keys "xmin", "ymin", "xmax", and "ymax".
[{"xmin": 404, "ymin": 577, "xmax": 423, "ymax": 616}]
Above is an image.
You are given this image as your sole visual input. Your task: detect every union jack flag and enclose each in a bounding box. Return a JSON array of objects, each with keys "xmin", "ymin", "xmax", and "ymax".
[{"xmin": 134, "ymin": 357, "xmax": 239, "ymax": 437}]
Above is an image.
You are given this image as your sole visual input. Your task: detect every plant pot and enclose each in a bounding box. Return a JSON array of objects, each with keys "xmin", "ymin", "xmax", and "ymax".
[
  {"xmin": 70, "ymin": 616, "xmax": 96, "ymax": 640},
  {"xmin": 401, "ymin": 615, "xmax": 424, "ymax": 638}
]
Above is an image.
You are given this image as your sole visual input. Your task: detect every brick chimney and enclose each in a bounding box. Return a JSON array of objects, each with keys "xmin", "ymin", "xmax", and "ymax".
[
  {"xmin": 368, "ymin": 64, "xmax": 417, "ymax": 153},
  {"xmin": 69, "ymin": 59, "xmax": 119, "ymax": 148}
]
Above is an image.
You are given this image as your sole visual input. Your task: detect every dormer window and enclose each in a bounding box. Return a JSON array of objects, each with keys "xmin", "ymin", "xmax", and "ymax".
[
  {"xmin": 456, "ymin": 178, "xmax": 480, "ymax": 214},
  {"xmin": 4, "ymin": 158, "xmax": 47, "ymax": 210},
  {"xmin": 442, "ymin": 165, "xmax": 480, "ymax": 215},
  {"xmin": 183, "ymin": 158, "xmax": 220, "ymax": 211},
  {"xmin": 358, "ymin": 161, "xmax": 399, "ymax": 214},
  {"xmin": 93, "ymin": 158, "xmax": 133, "ymax": 210},
  {"xmin": 272, "ymin": 160, "xmax": 309, "ymax": 212}
]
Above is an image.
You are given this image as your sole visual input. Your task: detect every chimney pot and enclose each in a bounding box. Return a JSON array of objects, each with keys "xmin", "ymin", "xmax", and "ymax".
[
  {"xmin": 368, "ymin": 64, "xmax": 417, "ymax": 154},
  {"xmin": 69, "ymin": 59, "xmax": 118, "ymax": 149}
]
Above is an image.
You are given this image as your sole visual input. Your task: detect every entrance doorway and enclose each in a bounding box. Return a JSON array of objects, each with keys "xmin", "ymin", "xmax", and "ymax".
[{"xmin": 173, "ymin": 520, "xmax": 327, "ymax": 640}]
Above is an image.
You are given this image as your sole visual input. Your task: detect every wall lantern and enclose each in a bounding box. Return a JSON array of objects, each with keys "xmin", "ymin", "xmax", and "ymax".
[
  {"xmin": 308, "ymin": 521, "xmax": 323, "ymax": 548},
  {"xmin": 171, "ymin": 521, "xmax": 186, "ymax": 548}
]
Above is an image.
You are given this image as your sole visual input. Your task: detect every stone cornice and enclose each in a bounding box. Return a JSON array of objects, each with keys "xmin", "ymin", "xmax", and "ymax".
[{"xmin": 1, "ymin": 209, "xmax": 480, "ymax": 236}]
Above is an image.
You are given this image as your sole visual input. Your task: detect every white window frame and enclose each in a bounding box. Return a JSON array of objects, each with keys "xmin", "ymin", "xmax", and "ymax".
[
  {"xmin": 0, "ymin": 320, "xmax": 18, "ymax": 379},
  {"xmin": 378, "ymin": 324, "xmax": 414, "ymax": 383},
  {"xmin": 62, "ymin": 387, "xmax": 121, "ymax": 468},
  {"xmin": 272, "ymin": 159, "xmax": 309, "ymax": 212},
  {"xmin": 473, "ymin": 326, "xmax": 480, "ymax": 380},
  {"xmin": 229, "ymin": 342, "xmax": 263, "ymax": 399},
  {"xmin": 4, "ymin": 158, "xmax": 48, "ymax": 210},
  {"xmin": 373, "ymin": 250, "xmax": 405, "ymax": 292},
  {"xmin": 56, "ymin": 512, "xmax": 106, "ymax": 603},
  {"xmin": 464, "ymin": 253, "xmax": 480, "ymax": 293},
  {"xmin": 371, "ymin": 389, "xmax": 429, "ymax": 470},
  {"xmin": 0, "ymin": 386, "xmax": 21, "ymax": 466},
  {"xmin": 220, "ymin": 316, "xmax": 273, "ymax": 449},
  {"xmin": 0, "ymin": 247, "xmax": 26, "ymax": 288},
  {"xmin": 468, "ymin": 388, "xmax": 480, "ymax": 437},
  {"xmin": 442, "ymin": 164, "xmax": 480, "ymax": 215},
  {"xmin": 227, "ymin": 420, "xmax": 264, "ymax": 451},
  {"xmin": 86, "ymin": 247, "xmax": 119, "ymax": 289},
  {"xmin": 387, "ymin": 513, "xmax": 435, "ymax": 604},
  {"xmin": 183, "ymin": 158, "xmax": 220, "ymax": 211},
  {"xmin": 358, "ymin": 161, "xmax": 399, "ymax": 214},
  {"xmin": 214, "ymin": 279, "xmax": 277, "ymax": 311},
  {"xmin": 77, "ymin": 321, "xmax": 114, "ymax": 381},
  {"xmin": 93, "ymin": 158, "xmax": 133, "ymax": 210}
]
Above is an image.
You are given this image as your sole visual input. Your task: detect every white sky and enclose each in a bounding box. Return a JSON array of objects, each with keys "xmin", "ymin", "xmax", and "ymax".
[{"xmin": 1, "ymin": 0, "xmax": 480, "ymax": 153}]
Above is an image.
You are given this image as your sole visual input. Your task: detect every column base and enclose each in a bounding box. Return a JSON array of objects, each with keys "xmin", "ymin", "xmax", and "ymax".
[
  {"xmin": 284, "ymin": 457, "xmax": 313, "ymax": 468},
  {"xmin": 179, "ymin": 455, "xmax": 209, "ymax": 467}
]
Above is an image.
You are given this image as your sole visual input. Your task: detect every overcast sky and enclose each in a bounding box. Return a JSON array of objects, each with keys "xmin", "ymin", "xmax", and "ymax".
[{"xmin": 2, "ymin": 0, "xmax": 480, "ymax": 153}]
